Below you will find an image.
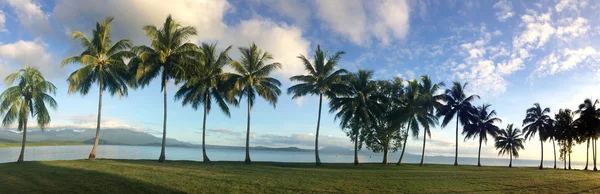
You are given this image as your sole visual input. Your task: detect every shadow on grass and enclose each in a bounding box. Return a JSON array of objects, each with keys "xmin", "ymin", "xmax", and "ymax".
[{"xmin": 0, "ymin": 161, "xmax": 183, "ymax": 193}]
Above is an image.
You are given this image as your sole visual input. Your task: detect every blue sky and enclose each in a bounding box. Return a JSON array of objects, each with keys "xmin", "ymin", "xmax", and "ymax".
[{"xmin": 1, "ymin": 0, "xmax": 600, "ymax": 161}]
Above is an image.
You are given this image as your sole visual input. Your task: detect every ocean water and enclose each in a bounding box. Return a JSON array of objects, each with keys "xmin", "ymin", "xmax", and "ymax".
[{"xmin": 0, "ymin": 145, "xmax": 588, "ymax": 169}]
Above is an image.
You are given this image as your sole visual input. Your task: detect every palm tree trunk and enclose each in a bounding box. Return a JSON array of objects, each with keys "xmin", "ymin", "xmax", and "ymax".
[
  {"xmin": 315, "ymin": 94, "xmax": 323, "ymax": 166},
  {"xmin": 539, "ymin": 139, "xmax": 544, "ymax": 169},
  {"xmin": 563, "ymin": 149, "xmax": 567, "ymax": 170},
  {"xmin": 593, "ymin": 139, "xmax": 598, "ymax": 171},
  {"xmin": 244, "ymin": 97, "xmax": 252, "ymax": 164},
  {"xmin": 420, "ymin": 129, "xmax": 426, "ymax": 166},
  {"xmin": 158, "ymin": 77, "xmax": 167, "ymax": 163},
  {"xmin": 17, "ymin": 114, "xmax": 28, "ymax": 163},
  {"xmin": 569, "ymin": 149, "xmax": 572, "ymax": 170},
  {"xmin": 477, "ymin": 136, "xmax": 482, "ymax": 167},
  {"xmin": 509, "ymin": 149, "xmax": 512, "ymax": 167},
  {"xmin": 397, "ymin": 120, "xmax": 411, "ymax": 165},
  {"xmin": 454, "ymin": 113, "xmax": 459, "ymax": 166},
  {"xmin": 353, "ymin": 134, "xmax": 359, "ymax": 166},
  {"xmin": 585, "ymin": 139, "xmax": 589, "ymax": 170},
  {"xmin": 383, "ymin": 146, "xmax": 388, "ymax": 164},
  {"xmin": 552, "ymin": 138, "xmax": 556, "ymax": 169},
  {"xmin": 202, "ymin": 92, "xmax": 210, "ymax": 162},
  {"xmin": 88, "ymin": 81, "xmax": 103, "ymax": 161}
]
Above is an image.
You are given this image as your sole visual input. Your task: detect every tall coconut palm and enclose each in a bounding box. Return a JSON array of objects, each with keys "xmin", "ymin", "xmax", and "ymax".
[
  {"xmin": 494, "ymin": 124, "xmax": 524, "ymax": 167},
  {"xmin": 522, "ymin": 103, "xmax": 553, "ymax": 169},
  {"xmin": 329, "ymin": 70, "xmax": 385, "ymax": 165},
  {"xmin": 230, "ymin": 43, "xmax": 281, "ymax": 164},
  {"xmin": 130, "ymin": 15, "xmax": 198, "ymax": 162},
  {"xmin": 463, "ymin": 104, "xmax": 501, "ymax": 167},
  {"xmin": 555, "ymin": 109, "xmax": 575, "ymax": 169},
  {"xmin": 392, "ymin": 79, "xmax": 437, "ymax": 165},
  {"xmin": 438, "ymin": 81, "xmax": 479, "ymax": 166},
  {"xmin": 417, "ymin": 76, "xmax": 444, "ymax": 166},
  {"xmin": 61, "ymin": 17, "xmax": 133, "ymax": 160},
  {"xmin": 0, "ymin": 67, "xmax": 57, "ymax": 162},
  {"xmin": 175, "ymin": 43, "xmax": 237, "ymax": 162},
  {"xmin": 575, "ymin": 99, "xmax": 600, "ymax": 171},
  {"xmin": 287, "ymin": 45, "xmax": 346, "ymax": 165}
]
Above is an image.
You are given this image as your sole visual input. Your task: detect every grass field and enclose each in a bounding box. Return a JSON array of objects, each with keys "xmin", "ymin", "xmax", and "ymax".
[
  {"xmin": 0, "ymin": 160, "xmax": 599, "ymax": 193},
  {"xmin": 0, "ymin": 142, "xmax": 85, "ymax": 148}
]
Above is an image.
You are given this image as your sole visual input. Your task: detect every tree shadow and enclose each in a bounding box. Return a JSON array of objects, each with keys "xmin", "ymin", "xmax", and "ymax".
[{"xmin": 0, "ymin": 161, "xmax": 183, "ymax": 193}]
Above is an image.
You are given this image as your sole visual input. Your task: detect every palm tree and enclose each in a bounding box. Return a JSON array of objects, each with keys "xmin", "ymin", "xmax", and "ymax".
[
  {"xmin": 287, "ymin": 45, "xmax": 346, "ymax": 165},
  {"xmin": 555, "ymin": 109, "xmax": 575, "ymax": 169},
  {"xmin": 575, "ymin": 99, "xmax": 600, "ymax": 171},
  {"xmin": 392, "ymin": 79, "xmax": 437, "ymax": 165},
  {"xmin": 438, "ymin": 82, "xmax": 479, "ymax": 166},
  {"xmin": 230, "ymin": 43, "xmax": 282, "ymax": 164},
  {"xmin": 417, "ymin": 76, "xmax": 444, "ymax": 166},
  {"xmin": 463, "ymin": 104, "xmax": 501, "ymax": 167},
  {"xmin": 174, "ymin": 43, "xmax": 237, "ymax": 162},
  {"xmin": 61, "ymin": 17, "xmax": 133, "ymax": 160},
  {"xmin": 329, "ymin": 70, "xmax": 385, "ymax": 165},
  {"xmin": 130, "ymin": 15, "xmax": 198, "ymax": 162},
  {"xmin": 494, "ymin": 124, "xmax": 524, "ymax": 167},
  {"xmin": 0, "ymin": 67, "xmax": 57, "ymax": 162},
  {"xmin": 522, "ymin": 103, "xmax": 553, "ymax": 169}
]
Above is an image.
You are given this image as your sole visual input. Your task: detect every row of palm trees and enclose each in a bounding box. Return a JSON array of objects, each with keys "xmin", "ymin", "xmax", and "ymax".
[{"xmin": 1, "ymin": 15, "xmax": 599, "ymax": 170}]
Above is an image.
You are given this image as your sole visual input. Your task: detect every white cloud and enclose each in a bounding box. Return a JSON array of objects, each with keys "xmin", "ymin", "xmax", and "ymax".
[
  {"xmin": 314, "ymin": 0, "xmax": 367, "ymax": 44},
  {"xmin": 536, "ymin": 47, "xmax": 600, "ymax": 76},
  {"xmin": 4, "ymin": 0, "xmax": 51, "ymax": 36},
  {"xmin": 222, "ymin": 19, "xmax": 310, "ymax": 78},
  {"xmin": 492, "ymin": 0, "xmax": 514, "ymax": 22},
  {"xmin": 555, "ymin": 0, "xmax": 583, "ymax": 13},
  {"xmin": 314, "ymin": 0, "xmax": 410, "ymax": 45},
  {"xmin": 295, "ymin": 97, "xmax": 304, "ymax": 107},
  {"xmin": 556, "ymin": 17, "xmax": 590, "ymax": 41},
  {"xmin": 0, "ymin": 39, "xmax": 60, "ymax": 80},
  {"xmin": 53, "ymin": 0, "xmax": 310, "ymax": 78}
]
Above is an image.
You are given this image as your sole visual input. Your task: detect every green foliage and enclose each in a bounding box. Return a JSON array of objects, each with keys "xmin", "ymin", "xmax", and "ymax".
[
  {"xmin": 230, "ymin": 43, "xmax": 282, "ymax": 108},
  {"xmin": 62, "ymin": 17, "xmax": 133, "ymax": 97},
  {"xmin": 463, "ymin": 104, "xmax": 501, "ymax": 144},
  {"xmin": 494, "ymin": 124, "xmax": 525, "ymax": 158},
  {"xmin": 522, "ymin": 103, "xmax": 554, "ymax": 141},
  {"xmin": 287, "ymin": 44, "xmax": 347, "ymax": 98},
  {"xmin": 0, "ymin": 67, "xmax": 57, "ymax": 130},
  {"xmin": 175, "ymin": 43, "xmax": 238, "ymax": 115},
  {"xmin": 129, "ymin": 14, "xmax": 198, "ymax": 90},
  {"xmin": 329, "ymin": 70, "xmax": 385, "ymax": 145}
]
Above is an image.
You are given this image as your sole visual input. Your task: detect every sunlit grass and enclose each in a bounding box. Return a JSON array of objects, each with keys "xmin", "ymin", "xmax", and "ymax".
[{"xmin": 0, "ymin": 160, "xmax": 599, "ymax": 193}]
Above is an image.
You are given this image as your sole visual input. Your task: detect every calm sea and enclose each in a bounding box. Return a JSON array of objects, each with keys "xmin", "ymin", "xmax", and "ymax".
[{"xmin": 0, "ymin": 145, "xmax": 587, "ymax": 169}]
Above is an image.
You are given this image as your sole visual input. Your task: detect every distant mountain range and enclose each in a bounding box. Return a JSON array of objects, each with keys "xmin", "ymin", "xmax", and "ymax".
[{"xmin": 0, "ymin": 128, "xmax": 351, "ymax": 153}]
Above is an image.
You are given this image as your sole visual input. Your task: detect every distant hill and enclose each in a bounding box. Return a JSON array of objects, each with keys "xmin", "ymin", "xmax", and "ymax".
[
  {"xmin": 0, "ymin": 129, "xmax": 194, "ymax": 147},
  {"xmin": 0, "ymin": 129, "xmax": 310, "ymax": 151}
]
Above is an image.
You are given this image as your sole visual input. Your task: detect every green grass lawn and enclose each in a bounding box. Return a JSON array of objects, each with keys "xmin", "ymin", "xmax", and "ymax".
[
  {"xmin": 0, "ymin": 160, "xmax": 599, "ymax": 193},
  {"xmin": 0, "ymin": 142, "xmax": 85, "ymax": 148}
]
